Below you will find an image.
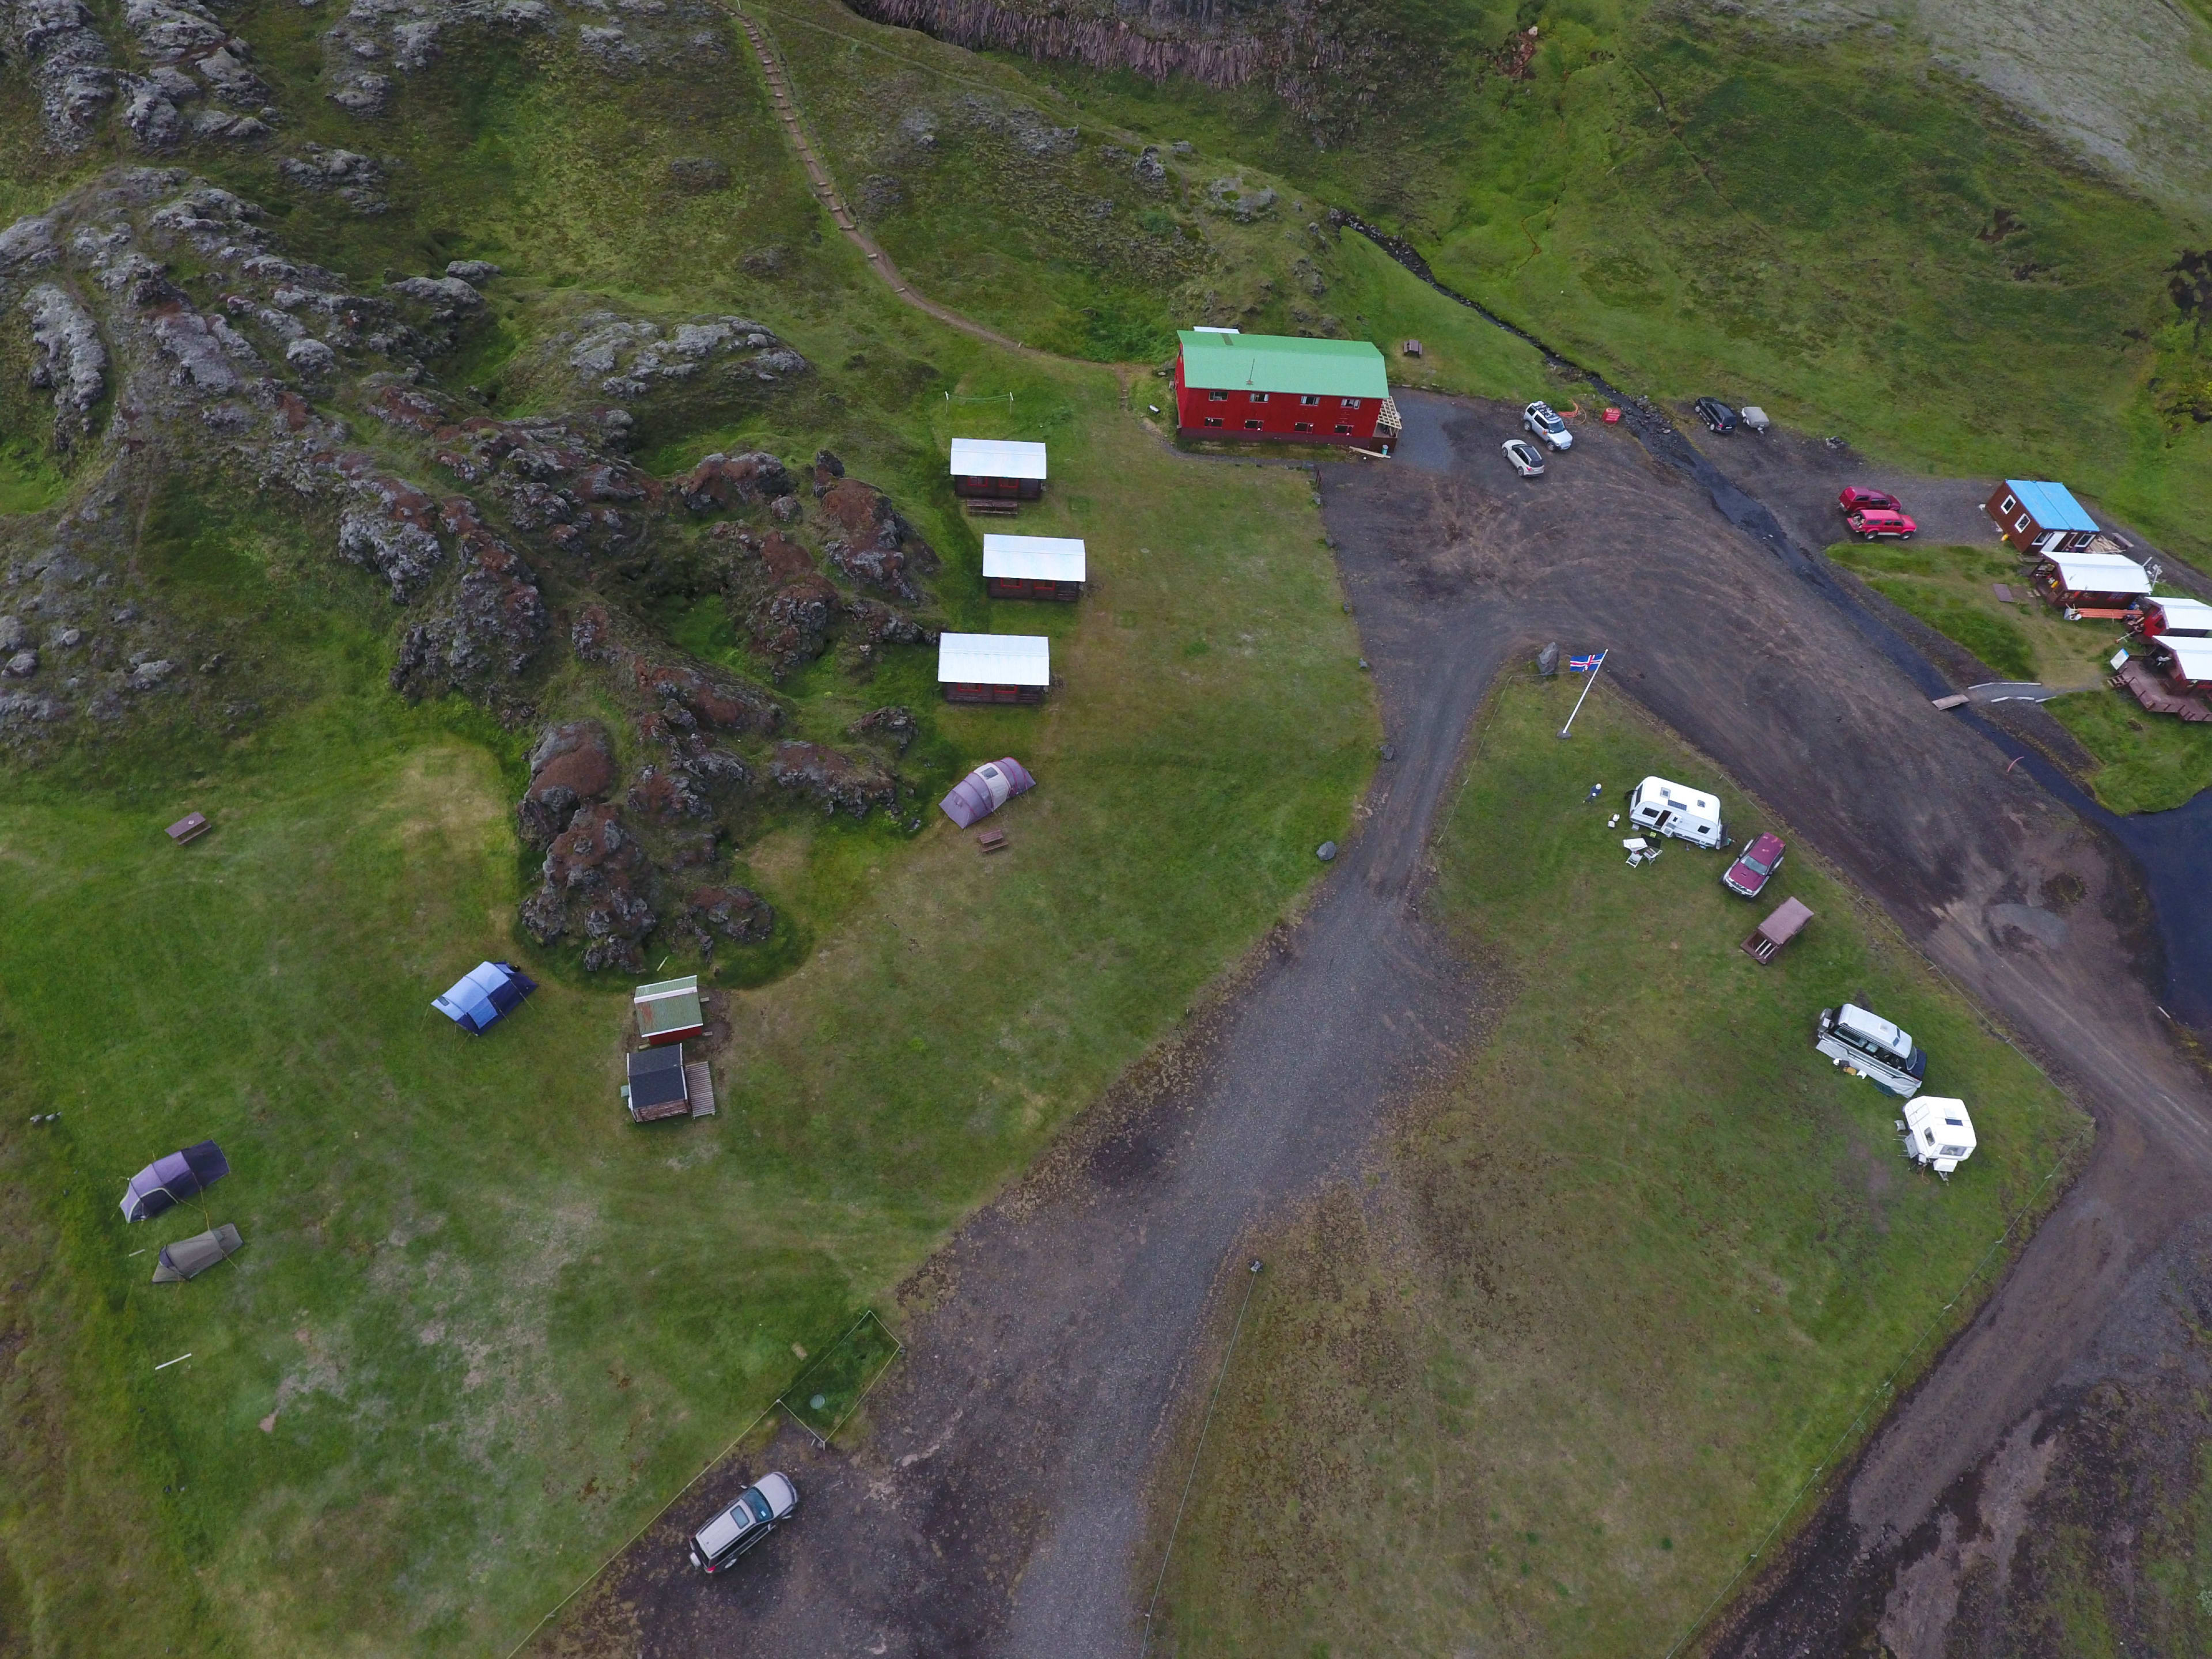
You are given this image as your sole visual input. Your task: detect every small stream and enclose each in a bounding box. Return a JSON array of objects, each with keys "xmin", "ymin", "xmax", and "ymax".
[{"xmin": 1339, "ymin": 211, "xmax": 2212, "ymax": 1029}]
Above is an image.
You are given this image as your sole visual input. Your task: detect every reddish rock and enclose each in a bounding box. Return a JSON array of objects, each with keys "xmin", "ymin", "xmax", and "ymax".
[
  {"xmin": 517, "ymin": 719, "xmax": 616, "ymax": 846},
  {"xmin": 677, "ymin": 450, "xmax": 793, "ymax": 512},
  {"xmin": 688, "ymin": 884, "xmax": 774, "ymax": 943},
  {"xmin": 769, "ymin": 740, "xmax": 897, "ymax": 817},
  {"xmin": 633, "ymin": 660, "xmax": 781, "ymax": 734}
]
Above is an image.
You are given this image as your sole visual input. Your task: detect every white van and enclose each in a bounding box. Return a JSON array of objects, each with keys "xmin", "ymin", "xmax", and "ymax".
[
  {"xmin": 1902, "ymin": 1096, "xmax": 1976, "ymax": 1176},
  {"xmin": 1816, "ymin": 1003, "xmax": 1927, "ymax": 1098},
  {"xmin": 1626, "ymin": 777, "xmax": 1725, "ymax": 847}
]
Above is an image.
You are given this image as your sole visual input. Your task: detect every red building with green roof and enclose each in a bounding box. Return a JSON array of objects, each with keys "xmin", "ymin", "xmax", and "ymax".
[{"xmin": 1173, "ymin": 329, "xmax": 1396, "ymax": 447}]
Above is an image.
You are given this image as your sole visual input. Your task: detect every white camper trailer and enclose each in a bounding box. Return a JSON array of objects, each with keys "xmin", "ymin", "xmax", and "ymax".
[
  {"xmin": 1816, "ymin": 1003, "xmax": 1927, "ymax": 1097},
  {"xmin": 1900, "ymin": 1096, "xmax": 1976, "ymax": 1176},
  {"xmin": 1626, "ymin": 777, "xmax": 1725, "ymax": 848}
]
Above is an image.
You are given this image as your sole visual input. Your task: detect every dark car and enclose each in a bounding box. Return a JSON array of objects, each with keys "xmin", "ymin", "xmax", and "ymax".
[
  {"xmin": 1838, "ymin": 486, "xmax": 1902, "ymax": 516},
  {"xmin": 690, "ymin": 1472, "xmax": 799, "ymax": 1574},
  {"xmin": 1722, "ymin": 831, "xmax": 1786, "ymax": 898},
  {"xmin": 1694, "ymin": 397, "xmax": 1737, "ymax": 434}
]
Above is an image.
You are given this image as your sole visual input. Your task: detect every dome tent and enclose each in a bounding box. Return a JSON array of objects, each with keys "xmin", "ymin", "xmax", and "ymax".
[
  {"xmin": 432, "ymin": 960, "xmax": 537, "ymax": 1033},
  {"xmin": 940, "ymin": 758, "xmax": 1036, "ymax": 828},
  {"xmin": 120, "ymin": 1140, "xmax": 230, "ymax": 1223}
]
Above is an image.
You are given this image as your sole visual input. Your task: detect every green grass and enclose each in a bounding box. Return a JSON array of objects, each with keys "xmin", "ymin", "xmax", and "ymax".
[
  {"xmin": 2044, "ymin": 687, "xmax": 2212, "ymax": 814},
  {"xmin": 0, "ymin": 373, "xmax": 1376, "ymax": 1654},
  {"xmin": 1007, "ymin": 4, "xmax": 2212, "ymax": 566},
  {"xmin": 1153, "ymin": 673, "xmax": 2086, "ymax": 1656},
  {"xmin": 1827, "ymin": 541, "xmax": 2116, "ymax": 687}
]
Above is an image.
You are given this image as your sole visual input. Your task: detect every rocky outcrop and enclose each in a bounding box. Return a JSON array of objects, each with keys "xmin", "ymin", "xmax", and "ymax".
[
  {"xmin": 521, "ymin": 802, "xmax": 657, "ymax": 972},
  {"xmin": 632, "ymin": 659, "xmax": 781, "ymax": 734},
  {"xmin": 278, "ymin": 147, "xmax": 389, "ymax": 213},
  {"xmin": 677, "ymin": 449, "xmax": 793, "ymax": 512},
  {"xmin": 522, "ymin": 309, "xmax": 808, "ymax": 407},
  {"xmin": 849, "ymin": 703, "xmax": 918, "ymax": 751},
  {"xmin": 769, "ymin": 740, "xmax": 898, "ymax": 817},
  {"xmin": 9, "ymin": 0, "xmax": 116, "ymax": 149},
  {"xmin": 517, "ymin": 719, "xmax": 616, "ymax": 846},
  {"xmin": 21, "ymin": 283, "xmax": 107, "ymax": 447},
  {"xmin": 685, "ymin": 884, "xmax": 772, "ymax": 944}
]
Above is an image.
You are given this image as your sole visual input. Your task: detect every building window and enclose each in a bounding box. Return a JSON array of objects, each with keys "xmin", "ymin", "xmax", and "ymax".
[
  {"xmin": 2013, "ymin": 515, "xmax": 2029, "ymax": 532},
  {"xmin": 1999, "ymin": 494, "xmax": 2017, "ymax": 514},
  {"xmin": 1208, "ymin": 389, "xmax": 1228, "ymax": 402},
  {"xmin": 1301, "ymin": 394, "xmax": 1320, "ymax": 406},
  {"xmin": 1203, "ymin": 417, "xmax": 1224, "ymax": 429},
  {"xmin": 1249, "ymin": 392, "xmax": 1268, "ymax": 403},
  {"xmin": 1244, "ymin": 419, "xmax": 1263, "ymax": 430},
  {"xmin": 1334, "ymin": 423, "xmax": 1352, "ymax": 434},
  {"xmin": 1294, "ymin": 422, "xmax": 1313, "ymax": 433},
  {"xmin": 1340, "ymin": 397, "xmax": 1362, "ymax": 408}
]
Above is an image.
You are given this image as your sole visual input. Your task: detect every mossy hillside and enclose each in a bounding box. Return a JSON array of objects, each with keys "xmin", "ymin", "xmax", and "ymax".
[
  {"xmin": 1154, "ymin": 673, "xmax": 2088, "ymax": 1657},
  {"xmin": 1003, "ymin": 3, "xmax": 2212, "ymax": 565}
]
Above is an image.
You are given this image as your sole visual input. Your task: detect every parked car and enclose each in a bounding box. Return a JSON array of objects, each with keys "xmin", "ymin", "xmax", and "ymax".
[
  {"xmin": 1693, "ymin": 397, "xmax": 1737, "ymax": 434},
  {"xmin": 1838, "ymin": 486, "xmax": 1902, "ymax": 516},
  {"xmin": 1846, "ymin": 507, "xmax": 1917, "ymax": 541},
  {"xmin": 690, "ymin": 1473, "xmax": 799, "ymax": 1574},
  {"xmin": 1522, "ymin": 401, "xmax": 1573, "ymax": 450},
  {"xmin": 1721, "ymin": 832, "xmax": 1786, "ymax": 898},
  {"xmin": 1501, "ymin": 438, "xmax": 1546, "ymax": 478}
]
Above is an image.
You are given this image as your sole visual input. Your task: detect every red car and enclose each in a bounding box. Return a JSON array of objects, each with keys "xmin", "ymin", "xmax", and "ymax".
[
  {"xmin": 1722, "ymin": 832, "xmax": 1786, "ymax": 898},
  {"xmin": 1846, "ymin": 507, "xmax": 1916, "ymax": 540},
  {"xmin": 1838, "ymin": 486, "xmax": 1902, "ymax": 516}
]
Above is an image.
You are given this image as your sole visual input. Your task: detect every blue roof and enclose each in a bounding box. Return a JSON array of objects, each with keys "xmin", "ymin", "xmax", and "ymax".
[
  {"xmin": 2005, "ymin": 480, "xmax": 2097, "ymax": 534},
  {"xmin": 433, "ymin": 960, "xmax": 537, "ymax": 1033}
]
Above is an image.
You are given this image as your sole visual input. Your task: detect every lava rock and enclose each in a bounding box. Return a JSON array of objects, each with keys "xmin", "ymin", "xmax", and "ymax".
[{"xmin": 768, "ymin": 741, "xmax": 897, "ymax": 817}]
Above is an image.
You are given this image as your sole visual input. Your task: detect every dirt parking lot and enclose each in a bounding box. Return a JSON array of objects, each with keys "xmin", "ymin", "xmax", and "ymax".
[{"xmin": 540, "ymin": 394, "xmax": 2212, "ymax": 1659}]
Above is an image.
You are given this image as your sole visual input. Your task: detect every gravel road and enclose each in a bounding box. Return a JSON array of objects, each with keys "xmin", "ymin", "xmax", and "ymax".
[{"xmin": 543, "ymin": 394, "xmax": 2212, "ymax": 1659}]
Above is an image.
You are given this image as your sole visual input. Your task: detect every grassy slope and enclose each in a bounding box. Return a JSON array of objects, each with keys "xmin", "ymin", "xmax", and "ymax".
[
  {"xmin": 1153, "ymin": 675, "xmax": 2086, "ymax": 1656},
  {"xmin": 2043, "ymin": 688, "xmax": 2212, "ymax": 816},
  {"xmin": 1006, "ymin": 3, "xmax": 2212, "ymax": 566},
  {"xmin": 757, "ymin": 0, "xmax": 1547, "ymax": 395}
]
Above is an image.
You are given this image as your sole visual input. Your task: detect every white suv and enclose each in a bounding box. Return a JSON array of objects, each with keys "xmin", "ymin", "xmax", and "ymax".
[
  {"xmin": 1522, "ymin": 401, "xmax": 1573, "ymax": 450},
  {"xmin": 690, "ymin": 1472, "xmax": 799, "ymax": 1573}
]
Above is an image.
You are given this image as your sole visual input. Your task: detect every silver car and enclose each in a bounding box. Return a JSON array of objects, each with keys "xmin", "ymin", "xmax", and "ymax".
[
  {"xmin": 1522, "ymin": 401, "xmax": 1573, "ymax": 450},
  {"xmin": 690, "ymin": 1472, "xmax": 799, "ymax": 1574}
]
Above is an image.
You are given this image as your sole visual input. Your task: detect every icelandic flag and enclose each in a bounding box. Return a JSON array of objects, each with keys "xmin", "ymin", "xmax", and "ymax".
[{"xmin": 1569, "ymin": 653, "xmax": 1604, "ymax": 672}]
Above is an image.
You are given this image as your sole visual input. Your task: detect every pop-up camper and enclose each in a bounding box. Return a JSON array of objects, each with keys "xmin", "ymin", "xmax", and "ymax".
[
  {"xmin": 1626, "ymin": 777, "xmax": 1725, "ymax": 847},
  {"xmin": 1816, "ymin": 1003, "xmax": 1928, "ymax": 1097},
  {"xmin": 1902, "ymin": 1096, "xmax": 1976, "ymax": 1176}
]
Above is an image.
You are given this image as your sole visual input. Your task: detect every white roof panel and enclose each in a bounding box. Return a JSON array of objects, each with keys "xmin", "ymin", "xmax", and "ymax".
[
  {"xmin": 2150, "ymin": 596, "xmax": 2212, "ymax": 633},
  {"xmin": 949, "ymin": 438, "xmax": 1048, "ymax": 481},
  {"xmin": 2048, "ymin": 551, "xmax": 2150, "ymax": 594},
  {"xmin": 983, "ymin": 535, "xmax": 1086, "ymax": 583},
  {"xmin": 2161, "ymin": 636, "xmax": 2212, "ymax": 680},
  {"xmin": 938, "ymin": 632, "xmax": 1051, "ymax": 686}
]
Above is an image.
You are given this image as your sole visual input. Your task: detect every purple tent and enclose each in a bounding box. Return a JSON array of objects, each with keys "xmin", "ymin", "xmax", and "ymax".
[
  {"xmin": 940, "ymin": 757, "xmax": 1036, "ymax": 828},
  {"xmin": 120, "ymin": 1140, "xmax": 230, "ymax": 1223}
]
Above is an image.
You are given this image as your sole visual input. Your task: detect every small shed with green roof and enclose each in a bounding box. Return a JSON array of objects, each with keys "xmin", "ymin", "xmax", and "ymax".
[
  {"xmin": 1173, "ymin": 330, "xmax": 1396, "ymax": 447},
  {"xmin": 635, "ymin": 975, "xmax": 705, "ymax": 1046}
]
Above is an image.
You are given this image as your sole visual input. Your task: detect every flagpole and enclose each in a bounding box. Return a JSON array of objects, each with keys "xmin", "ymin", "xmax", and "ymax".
[{"xmin": 1559, "ymin": 649, "xmax": 1607, "ymax": 739}]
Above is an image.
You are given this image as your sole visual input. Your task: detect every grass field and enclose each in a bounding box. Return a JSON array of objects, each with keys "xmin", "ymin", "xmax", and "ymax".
[
  {"xmin": 0, "ymin": 368, "xmax": 1375, "ymax": 1653},
  {"xmin": 1150, "ymin": 674, "xmax": 2088, "ymax": 1656},
  {"xmin": 2044, "ymin": 687, "xmax": 2212, "ymax": 816}
]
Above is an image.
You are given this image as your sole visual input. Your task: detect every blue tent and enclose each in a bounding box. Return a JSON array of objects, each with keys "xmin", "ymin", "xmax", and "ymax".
[{"xmin": 432, "ymin": 961, "xmax": 538, "ymax": 1033}]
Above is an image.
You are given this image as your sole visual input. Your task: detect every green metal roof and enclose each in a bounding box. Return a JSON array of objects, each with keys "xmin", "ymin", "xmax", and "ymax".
[{"xmin": 1178, "ymin": 331, "xmax": 1389, "ymax": 398}]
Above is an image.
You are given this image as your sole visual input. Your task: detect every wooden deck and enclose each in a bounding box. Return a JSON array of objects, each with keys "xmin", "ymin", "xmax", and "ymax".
[
  {"xmin": 2114, "ymin": 658, "xmax": 2212, "ymax": 722},
  {"xmin": 684, "ymin": 1060, "xmax": 717, "ymax": 1118}
]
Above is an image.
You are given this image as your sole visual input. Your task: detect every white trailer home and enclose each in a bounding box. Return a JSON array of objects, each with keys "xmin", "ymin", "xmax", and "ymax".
[
  {"xmin": 1902, "ymin": 1096, "xmax": 1976, "ymax": 1176},
  {"xmin": 1626, "ymin": 777, "xmax": 1725, "ymax": 847},
  {"xmin": 1816, "ymin": 1003, "xmax": 1928, "ymax": 1097}
]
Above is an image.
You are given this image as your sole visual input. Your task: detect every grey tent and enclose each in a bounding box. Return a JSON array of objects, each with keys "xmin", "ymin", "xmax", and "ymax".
[
  {"xmin": 152, "ymin": 1224, "xmax": 243, "ymax": 1283},
  {"xmin": 120, "ymin": 1140, "xmax": 230, "ymax": 1222}
]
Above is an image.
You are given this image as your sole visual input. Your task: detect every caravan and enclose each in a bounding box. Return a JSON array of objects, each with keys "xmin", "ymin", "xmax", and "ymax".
[
  {"xmin": 1626, "ymin": 777, "xmax": 1725, "ymax": 848},
  {"xmin": 1900, "ymin": 1096, "xmax": 1976, "ymax": 1177},
  {"xmin": 1816, "ymin": 1003, "xmax": 1927, "ymax": 1097}
]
